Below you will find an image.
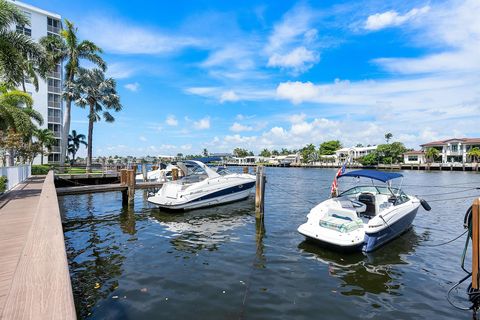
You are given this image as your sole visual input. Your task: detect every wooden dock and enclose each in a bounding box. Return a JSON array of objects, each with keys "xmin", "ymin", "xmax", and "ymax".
[
  {"xmin": 0, "ymin": 172, "xmax": 76, "ymax": 319},
  {"xmin": 56, "ymin": 181, "xmax": 164, "ymax": 196}
]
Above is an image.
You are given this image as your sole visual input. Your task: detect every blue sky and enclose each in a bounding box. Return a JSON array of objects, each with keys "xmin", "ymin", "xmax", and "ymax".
[{"xmin": 27, "ymin": 0, "xmax": 480, "ymax": 156}]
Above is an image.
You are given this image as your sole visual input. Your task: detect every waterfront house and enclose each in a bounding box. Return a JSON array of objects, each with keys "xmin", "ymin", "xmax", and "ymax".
[
  {"xmin": 268, "ymin": 153, "xmax": 302, "ymax": 165},
  {"xmin": 420, "ymin": 138, "xmax": 480, "ymax": 163},
  {"xmin": 335, "ymin": 145, "xmax": 377, "ymax": 163},
  {"xmin": 403, "ymin": 150, "xmax": 426, "ymax": 164}
]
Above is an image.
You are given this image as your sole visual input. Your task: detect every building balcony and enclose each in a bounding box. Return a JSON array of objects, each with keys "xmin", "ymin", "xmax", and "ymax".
[
  {"xmin": 48, "ymin": 86, "xmax": 61, "ymax": 94},
  {"xmin": 48, "ymin": 116, "xmax": 62, "ymax": 123},
  {"xmin": 47, "ymin": 25, "xmax": 61, "ymax": 34},
  {"xmin": 52, "ymin": 131, "xmax": 61, "ymax": 138},
  {"xmin": 50, "ymin": 146, "xmax": 61, "ymax": 153}
]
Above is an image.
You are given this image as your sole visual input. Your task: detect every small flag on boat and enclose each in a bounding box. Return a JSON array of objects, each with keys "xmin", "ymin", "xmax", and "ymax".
[{"xmin": 330, "ymin": 161, "xmax": 347, "ymax": 197}]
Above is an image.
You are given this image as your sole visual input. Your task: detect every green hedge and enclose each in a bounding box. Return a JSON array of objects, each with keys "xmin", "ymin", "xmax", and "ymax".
[
  {"xmin": 0, "ymin": 176, "xmax": 7, "ymax": 193},
  {"xmin": 31, "ymin": 165, "xmax": 51, "ymax": 175}
]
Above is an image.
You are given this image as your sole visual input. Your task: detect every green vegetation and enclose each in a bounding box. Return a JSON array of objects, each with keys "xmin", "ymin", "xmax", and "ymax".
[
  {"xmin": 319, "ymin": 140, "xmax": 341, "ymax": 155},
  {"xmin": 34, "ymin": 128, "xmax": 55, "ymax": 165},
  {"xmin": 68, "ymin": 130, "xmax": 87, "ymax": 165},
  {"xmin": 425, "ymin": 147, "xmax": 440, "ymax": 163},
  {"xmin": 31, "ymin": 164, "xmax": 51, "ymax": 175},
  {"xmin": 259, "ymin": 148, "xmax": 271, "ymax": 157},
  {"xmin": 468, "ymin": 147, "xmax": 480, "ymax": 163},
  {"xmin": 358, "ymin": 142, "xmax": 407, "ymax": 165},
  {"xmin": 385, "ymin": 132, "xmax": 393, "ymax": 143},
  {"xmin": 0, "ymin": 176, "xmax": 7, "ymax": 193},
  {"xmin": 68, "ymin": 68, "xmax": 122, "ymax": 172},
  {"xmin": 233, "ymin": 148, "xmax": 250, "ymax": 158}
]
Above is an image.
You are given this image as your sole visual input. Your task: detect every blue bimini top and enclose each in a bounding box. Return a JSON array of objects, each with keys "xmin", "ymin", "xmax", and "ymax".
[{"xmin": 338, "ymin": 169, "xmax": 403, "ymax": 183}]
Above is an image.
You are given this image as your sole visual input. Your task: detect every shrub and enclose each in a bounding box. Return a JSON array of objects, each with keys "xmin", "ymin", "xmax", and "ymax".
[
  {"xmin": 31, "ymin": 165, "xmax": 51, "ymax": 175},
  {"xmin": 0, "ymin": 176, "xmax": 7, "ymax": 193}
]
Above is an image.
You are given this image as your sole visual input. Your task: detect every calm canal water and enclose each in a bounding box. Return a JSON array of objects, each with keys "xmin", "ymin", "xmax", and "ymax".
[{"xmin": 59, "ymin": 168, "xmax": 480, "ymax": 319}]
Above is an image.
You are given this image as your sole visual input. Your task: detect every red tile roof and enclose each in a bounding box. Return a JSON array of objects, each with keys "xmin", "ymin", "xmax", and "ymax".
[
  {"xmin": 404, "ymin": 150, "xmax": 425, "ymax": 155},
  {"xmin": 420, "ymin": 138, "xmax": 480, "ymax": 147}
]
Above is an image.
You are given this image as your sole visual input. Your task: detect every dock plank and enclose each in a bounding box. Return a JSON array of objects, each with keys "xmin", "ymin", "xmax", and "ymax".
[
  {"xmin": 56, "ymin": 181, "xmax": 164, "ymax": 196},
  {"xmin": 1, "ymin": 172, "xmax": 76, "ymax": 320}
]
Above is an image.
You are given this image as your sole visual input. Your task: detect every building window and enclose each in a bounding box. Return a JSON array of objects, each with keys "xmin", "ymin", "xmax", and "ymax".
[
  {"xmin": 48, "ymin": 93, "xmax": 61, "ymax": 108},
  {"xmin": 48, "ymin": 154, "xmax": 60, "ymax": 162},
  {"xmin": 451, "ymin": 145, "xmax": 458, "ymax": 152},
  {"xmin": 47, "ymin": 17, "xmax": 61, "ymax": 34},
  {"xmin": 408, "ymin": 156, "xmax": 418, "ymax": 161}
]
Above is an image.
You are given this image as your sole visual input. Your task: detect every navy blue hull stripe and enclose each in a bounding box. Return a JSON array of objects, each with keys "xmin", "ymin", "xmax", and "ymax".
[{"xmin": 189, "ymin": 181, "xmax": 256, "ymax": 203}]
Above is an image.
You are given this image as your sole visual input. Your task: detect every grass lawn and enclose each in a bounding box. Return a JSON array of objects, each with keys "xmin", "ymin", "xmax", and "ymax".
[{"xmin": 56, "ymin": 168, "xmax": 104, "ymax": 175}]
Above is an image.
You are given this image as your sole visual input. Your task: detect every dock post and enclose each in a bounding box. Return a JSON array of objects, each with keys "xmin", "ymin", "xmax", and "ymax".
[
  {"xmin": 473, "ymin": 198, "xmax": 480, "ymax": 290},
  {"xmin": 255, "ymin": 166, "xmax": 266, "ymax": 219},
  {"xmin": 243, "ymin": 166, "xmax": 248, "ymax": 174},
  {"xmin": 120, "ymin": 169, "xmax": 128, "ymax": 205},
  {"xmin": 142, "ymin": 163, "xmax": 147, "ymax": 182},
  {"xmin": 127, "ymin": 169, "xmax": 135, "ymax": 205}
]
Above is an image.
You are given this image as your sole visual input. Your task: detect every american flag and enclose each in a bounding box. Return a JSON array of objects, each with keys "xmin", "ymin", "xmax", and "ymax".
[{"xmin": 330, "ymin": 161, "xmax": 347, "ymax": 197}]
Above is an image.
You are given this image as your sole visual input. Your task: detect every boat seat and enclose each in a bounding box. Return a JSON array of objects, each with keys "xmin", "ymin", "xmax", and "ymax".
[{"xmin": 358, "ymin": 193, "xmax": 376, "ymax": 216}]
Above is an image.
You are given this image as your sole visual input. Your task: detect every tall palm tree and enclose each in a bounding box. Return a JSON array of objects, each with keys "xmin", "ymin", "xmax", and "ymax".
[
  {"xmin": 70, "ymin": 68, "xmax": 121, "ymax": 172},
  {"xmin": 467, "ymin": 147, "xmax": 480, "ymax": 163},
  {"xmin": 40, "ymin": 19, "xmax": 106, "ymax": 170},
  {"xmin": 0, "ymin": 0, "xmax": 51, "ymax": 91},
  {"xmin": 68, "ymin": 129, "xmax": 87, "ymax": 164},
  {"xmin": 34, "ymin": 128, "xmax": 55, "ymax": 165}
]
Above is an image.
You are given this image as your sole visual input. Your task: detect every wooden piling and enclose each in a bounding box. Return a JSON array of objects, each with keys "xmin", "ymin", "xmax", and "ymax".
[
  {"xmin": 142, "ymin": 163, "xmax": 147, "ymax": 182},
  {"xmin": 243, "ymin": 166, "xmax": 249, "ymax": 174},
  {"xmin": 120, "ymin": 169, "xmax": 128, "ymax": 205},
  {"xmin": 255, "ymin": 166, "xmax": 266, "ymax": 219},
  {"xmin": 127, "ymin": 169, "xmax": 135, "ymax": 205},
  {"xmin": 473, "ymin": 198, "xmax": 480, "ymax": 289}
]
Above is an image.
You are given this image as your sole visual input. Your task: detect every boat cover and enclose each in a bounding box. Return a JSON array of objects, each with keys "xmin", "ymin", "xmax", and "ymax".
[{"xmin": 338, "ymin": 169, "xmax": 402, "ymax": 182}]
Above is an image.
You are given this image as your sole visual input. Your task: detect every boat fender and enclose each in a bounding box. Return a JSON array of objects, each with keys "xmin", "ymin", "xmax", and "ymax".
[{"xmin": 419, "ymin": 198, "xmax": 431, "ymax": 211}]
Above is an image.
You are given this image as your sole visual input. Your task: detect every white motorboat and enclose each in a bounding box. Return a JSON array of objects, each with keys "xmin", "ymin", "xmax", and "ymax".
[
  {"xmin": 297, "ymin": 170, "xmax": 430, "ymax": 252},
  {"xmin": 135, "ymin": 164, "xmax": 178, "ymax": 182},
  {"xmin": 147, "ymin": 160, "xmax": 255, "ymax": 210}
]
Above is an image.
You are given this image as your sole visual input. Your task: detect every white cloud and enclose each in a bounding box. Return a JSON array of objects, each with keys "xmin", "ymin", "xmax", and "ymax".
[
  {"xmin": 264, "ymin": 4, "xmax": 320, "ymax": 74},
  {"xmin": 230, "ymin": 122, "xmax": 253, "ymax": 132},
  {"xmin": 364, "ymin": 6, "xmax": 430, "ymax": 31},
  {"xmin": 165, "ymin": 115, "xmax": 178, "ymax": 126},
  {"xmin": 139, "ymin": 136, "xmax": 147, "ymax": 142},
  {"xmin": 107, "ymin": 62, "xmax": 137, "ymax": 79},
  {"xmin": 267, "ymin": 46, "xmax": 319, "ymax": 73},
  {"xmin": 220, "ymin": 90, "xmax": 240, "ymax": 103},
  {"xmin": 124, "ymin": 82, "xmax": 140, "ymax": 92},
  {"xmin": 276, "ymin": 81, "xmax": 319, "ymax": 105},
  {"xmin": 193, "ymin": 117, "xmax": 211, "ymax": 130},
  {"xmin": 373, "ymin": 1, "xmax": 480, "ymax": 75},
  {"xmin": 79, "ymin": 17, "xmax": 202, "ymax": 54}
]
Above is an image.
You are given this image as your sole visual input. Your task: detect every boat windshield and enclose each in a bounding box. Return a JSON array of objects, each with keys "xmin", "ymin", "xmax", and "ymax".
[
  {"xmin": 339, "ymin": 185, "xmax": 403, "ymax": 197},
  {"xmin": 216, "ymin": 167, "xmax": 231, "ymax": 176}
]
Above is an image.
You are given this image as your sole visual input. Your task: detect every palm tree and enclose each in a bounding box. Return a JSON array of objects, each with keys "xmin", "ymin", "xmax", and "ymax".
[
  {"xmin": 0, "ymin": 0, "xmax": 53, "ymax": 92},
  {"xmin": 467, "ymin": 147, "xmax": 480, "ymax": 163},
  {"xmin": 34, "ymin": 128, "xmax": 55, "ymax": 165},
  {"xmin": 385, "ymin": 132, "xmax": 393, "ymax": 144},
  {"xmin": 40, "ymin": 19, "xmax": 106, "ymax": 170},
  {"xmin": 70, "ymin": 68, "xmax": 121, "ymax": 172},
  {"xmin": 0, "ymin": 89, "xmax": 44, "ymax": 165},
  {"xmin": 202, "ymin": 148, "xmax": 208, "ymax": 157},
  {"xmin": 425, "ymin": 147, "xmax": 440, "ymax": 163},
  {"xmin": 68, "ymin": 129, "xmax": 87, "ymax": 164}
]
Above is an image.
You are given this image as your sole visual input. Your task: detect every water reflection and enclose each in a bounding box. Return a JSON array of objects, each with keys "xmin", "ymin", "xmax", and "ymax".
[
  {"xmin": 62, "ymin": 194, "xmax": 135, "ymax": 319},
  {"xmin": 149, "ymin": 200, "xmax": 254, "ymax": 253},
  {"xmin": 299, "ymin": 229, "xmax": 423, "ymax": 296}
]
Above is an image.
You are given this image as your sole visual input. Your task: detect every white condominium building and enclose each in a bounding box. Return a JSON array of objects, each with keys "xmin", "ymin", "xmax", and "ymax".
[{"xmin": 10, "ymin": 0, "xmax": 63, "ymax": 164}]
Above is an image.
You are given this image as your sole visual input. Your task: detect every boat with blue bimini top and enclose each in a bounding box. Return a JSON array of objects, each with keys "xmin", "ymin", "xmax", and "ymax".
[
  {"xmin": 147, "ymin": 160, "xmax": 256, "ymax": 211},
  {"xmin": 297, "ymin": 169, "xmax": 431, "ymax": 252}
]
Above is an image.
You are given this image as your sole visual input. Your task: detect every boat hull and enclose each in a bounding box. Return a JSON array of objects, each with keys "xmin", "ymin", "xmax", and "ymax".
[
  {"xmin": 362, "ymin": 206, "xmax": 419, "ymax": 252},
  {"xmin": 148, "ymin": 181, "xmax": 255, "ymax": 211}
]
